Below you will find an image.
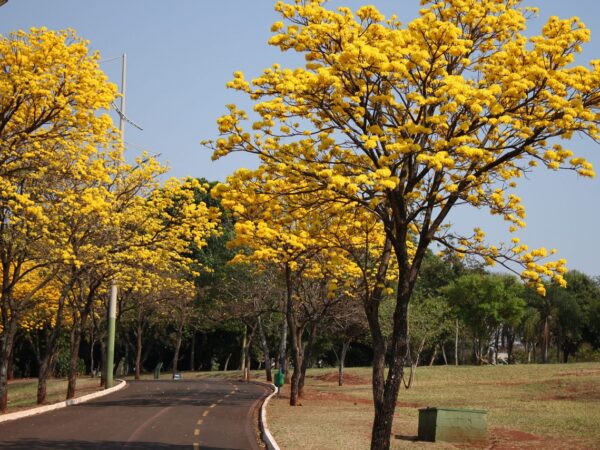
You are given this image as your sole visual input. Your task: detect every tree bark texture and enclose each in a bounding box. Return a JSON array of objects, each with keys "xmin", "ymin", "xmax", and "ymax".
[
  {"xmin": 257, "ymin": 313, "xmax": 272, "ymax": 382},
  {"xmin": 135, "ymin": 321, "xmax": 143, "ymax": 380},
  {"xmin": 0, "ymin": 320, "xmax": 16, "ymax": 412},
  {"xmin": 277, "ymin": 303, "xmax": 287, "ymax": 373},
  {"xmin": 454, "ymin": 319, "xmax": 459, "ymax": 366},
  {"xmin": 171, "ymin": 321, "xmax": 184, "ymax": 377},
  {"xmin": 189, "ymin": 332, "xmax": 195, "ymax": 372},
  {"xmin": 298, "ymin": 321, "xmax": 318, "ymax": 397},
  {"xmin": 66, "ymin": 325, "xmax": 82, "ymax": 399},
  {"xmin": 239, "ymin": 325, "xmax": 247, "ymax": 371},
  {"xmin": 285, "ymin": 264, "xmax": 303, "ymax": 406},
  {"xmin": 338, "ymin": 341, "xmax": 349, "ymax": 386},
  {"xmin": 369, "ymin": 282, "xmax": 410, "ymax": 450}
]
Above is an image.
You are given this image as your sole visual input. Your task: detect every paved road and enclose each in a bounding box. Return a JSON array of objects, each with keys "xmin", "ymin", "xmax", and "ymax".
[{"xmin": 0, "ymin": 379, "xmax": 271, "ymax": 450}]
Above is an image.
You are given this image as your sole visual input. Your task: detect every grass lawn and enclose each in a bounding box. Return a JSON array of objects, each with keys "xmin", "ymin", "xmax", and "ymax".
[
  {"xmin": 266, "ymin": 363, "xmax": 600, "ymax": 449},
  {"xmin": 5, "ymin": 377, "xmax": 104, "ymax": 412}
]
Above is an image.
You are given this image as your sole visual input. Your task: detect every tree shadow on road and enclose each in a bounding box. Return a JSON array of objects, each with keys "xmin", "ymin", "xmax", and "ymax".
[{"xmin": 0, "ymin": 439, "xmax": 241, "ymax": 450}]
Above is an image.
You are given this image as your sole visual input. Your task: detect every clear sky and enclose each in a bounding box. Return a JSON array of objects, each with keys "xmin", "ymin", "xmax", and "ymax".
[{"xmin": 1, "ymin": 0, "xmax": 599, "ymax": 274}]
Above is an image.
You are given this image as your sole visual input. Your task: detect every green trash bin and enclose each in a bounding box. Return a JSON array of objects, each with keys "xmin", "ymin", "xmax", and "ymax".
[
  {"xmin": 274, "ymin": 370, "xmax": 285, "ymax": 388},
  {"xmin": 274, "ymin": 370, "xmax": 285, "ymax": 398}
]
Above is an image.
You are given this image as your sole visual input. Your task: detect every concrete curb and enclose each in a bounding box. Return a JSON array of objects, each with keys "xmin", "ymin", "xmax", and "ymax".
[
  {"xmin": 249, "ymin": 380, "xmax": 281, "ymax": 450},
  {"xmin": 0, "ymin": 379, "xmax": 127, "ymax": 424}
]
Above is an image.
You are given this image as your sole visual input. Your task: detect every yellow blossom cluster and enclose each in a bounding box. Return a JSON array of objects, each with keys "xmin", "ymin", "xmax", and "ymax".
[
  {"xmin": 206, "ymin": 0, "xmax": 599, "ymax": 293},
  {"xmin": 1, "ymin": 29, "xmax": 221, "ymax": 362}
]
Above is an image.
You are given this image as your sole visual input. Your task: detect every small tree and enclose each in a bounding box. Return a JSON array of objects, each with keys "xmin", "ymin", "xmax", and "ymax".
[{"xmin": 446, "ymin": 273, "xmax": 525, "ymax": 364}]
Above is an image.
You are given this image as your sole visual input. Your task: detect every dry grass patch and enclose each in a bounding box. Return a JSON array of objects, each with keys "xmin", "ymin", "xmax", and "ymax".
[
  {"xmin": 267, "ymin": 363, "xmax": 600, "ymax": 449},
  {"xmin": 6, "ymin": 377, "xmax": 103, "ymax": 412}
]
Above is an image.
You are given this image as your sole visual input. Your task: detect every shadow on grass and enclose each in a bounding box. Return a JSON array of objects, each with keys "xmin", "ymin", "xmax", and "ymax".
[{"xmin": 395, "ymin": 434, "xmax": 419, "ymax": 442}]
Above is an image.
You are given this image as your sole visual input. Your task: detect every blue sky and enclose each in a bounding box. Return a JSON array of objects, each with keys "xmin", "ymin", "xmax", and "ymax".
[{"xmin": 1, "ymin": 0, "xmax": 599, "ymax": 274}]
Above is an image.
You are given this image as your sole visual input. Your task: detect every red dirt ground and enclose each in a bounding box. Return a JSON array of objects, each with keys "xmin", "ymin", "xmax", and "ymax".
[
  {"xmin": 484, "ymin": 427, "xmax": 593, "ymax": 450},
  {"xmin": 296, "ymin": 387, "xmax": 594, "ymax": 449},
  {"xmin": 312, "ymin": 371, "xmax": 371, "ymax": 385}
]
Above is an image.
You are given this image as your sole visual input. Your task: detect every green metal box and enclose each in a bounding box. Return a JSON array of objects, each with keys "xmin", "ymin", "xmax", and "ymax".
[
  {"xmin": 418, "ymin": 407, "xmax": 487, "ymax": 443},
  {"xmin": 274, "ymin": 371, "xmax": 285, "ymax": 388}
]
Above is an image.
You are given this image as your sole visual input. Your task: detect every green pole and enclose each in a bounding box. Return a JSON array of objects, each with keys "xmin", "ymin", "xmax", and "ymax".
[
  {"xmin": 105, "ymin": 53, "xmax": 126, "ymax": 390},
  {"xmin": 106, "ymin": 282, "xmax": 117, "ymax": 388}
]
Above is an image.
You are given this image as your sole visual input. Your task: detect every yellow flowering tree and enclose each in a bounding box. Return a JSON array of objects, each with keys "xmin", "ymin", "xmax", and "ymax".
[
  {"xmin": 117, "ymin": 177, "xmax": 221, "ymax": 380},
  {"xmin": 207, "ymin": 1, "xmax": 600, "ymax": 447},
  {"xmin": 0, "ymin": 27, "xmax": 117, "ymax": 412},
  {"xmin": 215, "ymin": 170, "xmax": 363, "ymax": 404}
]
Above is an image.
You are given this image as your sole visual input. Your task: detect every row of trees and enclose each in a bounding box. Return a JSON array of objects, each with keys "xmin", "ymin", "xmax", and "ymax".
[
  {"xmin": 3, "ymin": 2, "xmax": 600, "ymax": 450},
  {"xmin": 0, "ymin": 28, "xmax": 221, "ymax": 412}
]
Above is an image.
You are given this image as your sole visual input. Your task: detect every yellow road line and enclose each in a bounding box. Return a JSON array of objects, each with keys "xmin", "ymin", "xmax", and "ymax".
[
  {"xmin": 202, "ymin": 410, "xmax": 209, "ymax": 417},
  {"xmin": 194, "ymin": 429, "xmax": 200, "ymax": 436},
  {"xmin": 193, "ymin": 443, "xmax": 200, "ymax": 449},
  {"xmin": 209, "ymin": 403, "xmax": 216, "ymax": 409},
  {"xmin": 196, "ymin": 419, "xmax": 203, "ymax": 425}
]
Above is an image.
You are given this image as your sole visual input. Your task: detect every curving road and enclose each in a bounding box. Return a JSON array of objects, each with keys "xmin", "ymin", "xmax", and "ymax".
[{"xmin": 0, "ymin": 378, "xmax": 271, "ymax": 450}]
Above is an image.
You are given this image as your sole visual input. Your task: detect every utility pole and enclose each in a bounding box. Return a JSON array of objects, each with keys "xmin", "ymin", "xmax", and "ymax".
[{"xmin": 106, "ymin": 53, "xmax": 126, "ymax": 389}]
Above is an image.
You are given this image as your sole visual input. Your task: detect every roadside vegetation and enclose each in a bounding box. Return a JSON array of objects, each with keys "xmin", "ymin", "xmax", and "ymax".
[
  {"xmin": 2, "ymin": 1, "xmax": 600, "ymax": 449},
  {"xmin": 268, "ymin": 364, "xmax": 600, "ymax": 450},
  {"xmin": 4, "ymin": 377, "xmax": 102, "ymax": 413}
]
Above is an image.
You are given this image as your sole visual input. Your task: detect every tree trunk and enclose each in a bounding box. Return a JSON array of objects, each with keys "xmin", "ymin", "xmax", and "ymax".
[
  {"xmin": 441, "ymin": 343, "xmax": 448, "ymax": 365},
  {"xmin": 36, "ymin": 356, "xmax": 53, "ymax": 405},
  {"xmin": 223, "ymin": 353, "xmax": 232, "ymax": 372},
  {"xmin": 66, "ymin": 325, "xmax": 83, "ymax": 399},
  {"xmin": 36, "ymin": 282, "xmax": 70, "ymax": 404},
  {"xmin": 257, "ymin": 313, "xmax": 272, "ymax": 382},
  {"xmin": 507, "ymin": 328, "xmax": 515, "ymax": 364},
  {"xmin": 364, "ymin": 305, "xmax": 389, "ymax": 447},
  {"xmin": 454, "ymin": 319, "xmax": 459, "ymax": 366},
  {"xmin": 34, "ymin": 327, "xmax": 63, "ymax": 405},
  {"xmin": 135, "ymin": 321, "xmax": 143, "ymax": 380},
  {"xmin": 6, "ymin": 343, "xmax": 14, "ymax": 381},
  {"xmin": 189, "ymin": 332, "xmax": 195, "ymax": 372},
  {"xmin": 429, "ymin": 346, "xmax": 437, "ymax": 366},
  {"xmin": 89, "ymin": 325, "xmax": 96, "ymax": 377},
  {"xmin": 338, "ymin": 341, "xmax": 350, "ymax": 386},
  {"xmin": 239, "ymin": 325, "xmax": 247, "ymax": 371},
  {"xmin": 277, "ymin": 302, "xmax": 287, "ymax": 374},
  {"xmin": 298, "ymin": 321, "xmax": 318, "ymax": 397},
  {"xmin": 243, "ymin": 325, "xmax": 255, "ymax": 382},
  {"xmin": 100, "ymin": 338, "xmax": 107, "ymax": 387},
  {"xmin": 0, "ymin": 320, "xmax": 17, "ymax": 413},
  {"xmin": 556, "ymin": 332, "xmax": 561, "ymax": 362},
  {"xmin": 68, "ymin": 280, "xmax": 99, "ymax": 396},
  {"xmin": 494, "ymin": 328, "xmax": 500, "ymax": 365},
  {"xmin": 370, "ymin": 282, "xmax": 410, "ymax": 450},
  {"xmin": 542, "ymin": 315, "xmax": 550, "ymax": 364},
  {"xmin": 171, "ymin": 322, "xmax": 184, "ymax": 377},
  {"xmin": 361, "ymin": 238, "xmax": 392, "ymax": 450},
  {"xmin": 285, "ymin": 265, "xmax": 303, "ymax": 406}
]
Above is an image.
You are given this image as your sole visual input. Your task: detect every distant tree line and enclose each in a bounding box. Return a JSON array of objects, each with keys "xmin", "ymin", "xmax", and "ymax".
[{"xmin": 6, "ymin": 181, "xmax": 600, "ymax": 414}]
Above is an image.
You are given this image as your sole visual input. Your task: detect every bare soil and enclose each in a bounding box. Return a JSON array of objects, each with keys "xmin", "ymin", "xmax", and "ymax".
[
  {"xmin": 312, "ymin": 372, "xmax": 370, "ymax": 385},
  {"xmin": 486, "ymin": 428, "xmax": 593, "ymax": 450}
]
